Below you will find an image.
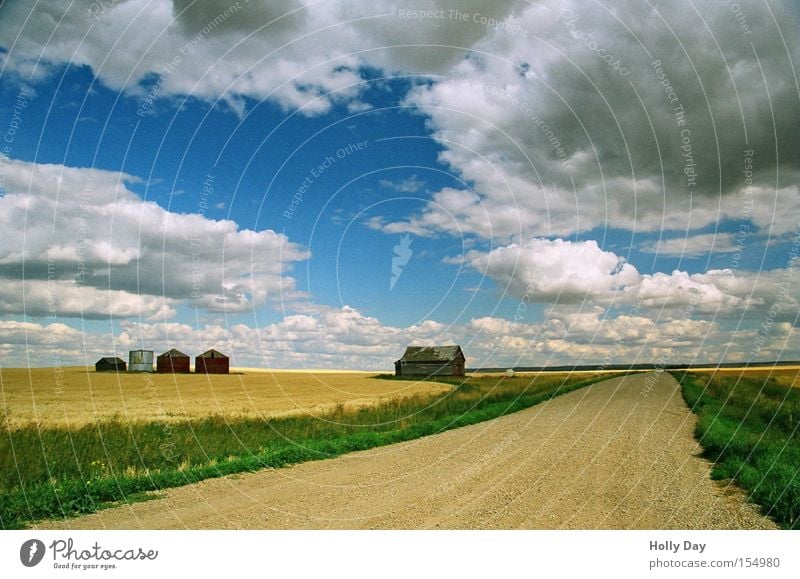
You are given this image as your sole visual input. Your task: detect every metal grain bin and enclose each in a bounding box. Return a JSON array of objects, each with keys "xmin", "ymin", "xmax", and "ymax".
[{"xmin": 128, "ymin": 349, "xmax": 154, "ymax": 372}]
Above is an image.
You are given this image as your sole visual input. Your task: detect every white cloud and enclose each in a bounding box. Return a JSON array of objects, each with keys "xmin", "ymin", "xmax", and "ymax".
[
  {"xmin": 0, "ymin": 320, "xmax": 83, "ymax": 345},
  {"xmin": 0, "ymin": 280, "xmax": 177, "ymax": 320},
  {"xmin": 382, "ymin": 0, "xmax": 800, "ymax": 240},
  {"xmin": 4, "ymin": 1, "xmax": 797, "ymax": 240},
  {"xmin": 113, "ymin": 304, "xmax": 455, "ymax": 371},
  {"xmin": 4, "ymin": 297, "xmax": 798, "ymax": 369},
  {"xmin": 629, "ymin": 270, "xmax": 744, "ymax": 313},
  {"xmin": 461, "ymin": 237, "xmax": 800, "ymax": 319},
  {"xmin": 0, "ymin": 0, "xmax": 521, "ymax": 117},
  {"xmin": 379, "ymin": 175, "xmax": 426, "ymax": 193},
  {"xmin": 2, "ymin": 0, "xmax": 798, "ymax": 368},
  {"xmin": 0, "ymin": 0, "xmax": 366, "ymax": 116},
  {"xmin": 639, "ymin": 233, "xmax": 738, "ymax": 258},
  {"xmin": 0, "ymin": 158, "xmax": 308, "ymax": 317},
  {"xmin": 462, "ymin": 238, "xmax": 640, "ymax": 304},
  {"xmin": 0, "ymin": 320, "xmax": 99, "ymax": 367},
  {"xmin": 3, "ymin": 1, "xmax": 797, "ymax": 239}
]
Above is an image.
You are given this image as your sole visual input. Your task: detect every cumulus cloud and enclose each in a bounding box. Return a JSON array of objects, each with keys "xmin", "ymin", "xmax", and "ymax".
[
  {"xmin": 0, "ymin": 158, "xmax": 308, "ymax": 318},
  {"xmin": 461, "ymin": 238, "xmax": 800, "ymax": 319},
  {"xmin": 0, "ymin": 0, "xmax": 518, "ymax": 116},
  {"xmin": 3, "ymin": 0, "xmax": 796, "ymax": 237},
  {"xmin": 630, "ymin": 270, "xmax": 744, "ymax": 313},
  {"xmin": 0, "ymin": 280, "xmax": 176, "ymax": 320},
  {"xmin": 639, "ymin": 233, "xmax": 738, "ymax": 258},
  {"xmin": 0, "ymin": 0, "xmax": 363, "ymax": 115},
  {"xmin": 462, "ymin": 238, "xmax": 639, "ymax": 304},
  {"xmin": 0, "ymin": 320, "xmax": 96, "ymax": 366},
  {"xmin": 109, "ymin": 304, "xmax": 455, "ymax": 371},
  {"xmin": 9, "ymin": 300, "xmax": 795, "ymax": 369},
  {"xmin": 0, "ymin": 320, "xmax": 83, "ymax": 345},
  {"xmin": 382, "ymin": 0, "xmax": 800, "ymax": 239},
  {"xmin": 2, "ymin": 0, "xmax": 798, "ymax": 367}
]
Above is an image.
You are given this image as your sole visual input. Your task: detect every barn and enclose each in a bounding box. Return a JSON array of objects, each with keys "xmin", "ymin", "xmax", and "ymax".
[
  {"xmin": 394, "ymin": 345, "xmax": 466, "ymax": 377},
  {"xmin": 95, "ymin": 357, "xmax": 126, "ymax": 372},
  {"xmin": 195, "ymin": 349, "xmax": 230, "ymax": 374},
  {"xmin": 156, "ymin": 349, "xmax": 191, "ymax": 373},
  {"xmin": 128, "ymin": 350, "xmax": 154, "ymax": 372}
]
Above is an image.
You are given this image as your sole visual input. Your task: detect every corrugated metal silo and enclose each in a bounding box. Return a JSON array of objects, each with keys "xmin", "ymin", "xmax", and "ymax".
[{"xmin": 128, "ymin": 349, "xmax": 154, "ymax": 372}]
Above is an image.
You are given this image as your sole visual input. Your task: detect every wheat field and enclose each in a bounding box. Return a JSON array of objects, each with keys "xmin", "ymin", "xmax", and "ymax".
[
  {"xmin": 0, "ymin": 367, "xmax": 451, "ymax": 429},
  {"xmin": 685, "ymin": 366, "xmax": 800, "ymax": 388}
]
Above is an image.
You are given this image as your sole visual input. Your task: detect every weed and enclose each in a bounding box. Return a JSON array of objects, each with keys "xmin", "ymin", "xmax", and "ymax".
[{"xmin": 676, "ymin": 372, "xmax": 800, "ymax": 529}]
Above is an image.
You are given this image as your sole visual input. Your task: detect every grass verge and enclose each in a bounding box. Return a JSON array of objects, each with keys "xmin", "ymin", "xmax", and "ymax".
[
  {"xmin": 675, "ymin": 371, "xmax": 800, "ymax": 529},
  {"xmin": 1, "ymin": 372, "xmax": 610, "ymax": 529}
]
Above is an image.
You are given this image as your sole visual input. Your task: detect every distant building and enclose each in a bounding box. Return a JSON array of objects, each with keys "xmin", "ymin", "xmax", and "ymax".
[
  {"xmin": 156, "ymin": 349, "xmax": 191, "ymax": 373},
  {"xmin": 128, "ymin": 350, "xmax": 154, "ymax": 372},
  {"xmin": 195, "ymin": 349, "xmax": 230, "ymax": 374},
  {"xmin": 95, "ymin": 357, "xmax": 126, "ymax": 372},
  {"xmin": 394, "ymin": 345, "xmax": 466, "ymax": 377}
]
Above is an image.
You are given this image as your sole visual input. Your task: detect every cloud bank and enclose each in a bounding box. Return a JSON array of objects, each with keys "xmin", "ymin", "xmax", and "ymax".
[{"xmin": 0, "ymin": 158, "xmax": 308, "ymax": 318}]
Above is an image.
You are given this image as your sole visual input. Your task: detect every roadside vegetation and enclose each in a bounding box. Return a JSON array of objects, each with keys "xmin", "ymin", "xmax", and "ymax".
[
  {"xmin": 677, "ymin": 371, "xmax": 800, "ymax": 529},
  {"xmin": 0, "ymin": 372, "xmax": 608, "ymax": 529}
]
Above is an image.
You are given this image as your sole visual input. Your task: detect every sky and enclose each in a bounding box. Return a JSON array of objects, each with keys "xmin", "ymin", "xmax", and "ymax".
[{"xmin": 0, "ymin": 0, "xmax": 798, "ymax": 370}]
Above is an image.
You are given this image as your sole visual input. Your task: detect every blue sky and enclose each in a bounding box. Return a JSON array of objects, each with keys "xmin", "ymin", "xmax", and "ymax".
[{"xmin": 1, "ymin": 0, "xmax": 798, "ymax": 369}]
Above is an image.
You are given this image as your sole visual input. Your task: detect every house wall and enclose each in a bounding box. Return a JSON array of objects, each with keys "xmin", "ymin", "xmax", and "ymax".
[{"xmin": 397, "ymin": 361, "xmax": 461, "ymax": 376}]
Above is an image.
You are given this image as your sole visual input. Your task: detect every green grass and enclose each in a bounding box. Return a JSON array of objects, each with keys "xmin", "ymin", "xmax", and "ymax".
[
  {"xmin": 0, "ymin": 372, "xmax": 609, "ymax": 529},
  {"xmin": 675, "ymin": 372, "xmax": 800, "ymax": 529}
]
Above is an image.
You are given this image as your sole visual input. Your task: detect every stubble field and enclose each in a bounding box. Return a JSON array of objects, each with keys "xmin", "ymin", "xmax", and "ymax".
[
  {"xmin": 0, "ymin": 367, "xmax": 452, "ymax": 429},
  {"xmin": 683, "ymin": 366, "xmax": 800, "ymax": 389}
]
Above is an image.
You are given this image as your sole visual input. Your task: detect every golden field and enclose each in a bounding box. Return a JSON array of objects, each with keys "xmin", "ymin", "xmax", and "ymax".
[
  {"xmin": 0, "ymin": 367, "xmax": 452, "ymax": 429},
  {"xmin": 3, "ymin": 365, "xmax": 796, "ymax": 430},
  {"xmin": 684, "ymin": 366, "xmax": 800, "ymax": 388}
]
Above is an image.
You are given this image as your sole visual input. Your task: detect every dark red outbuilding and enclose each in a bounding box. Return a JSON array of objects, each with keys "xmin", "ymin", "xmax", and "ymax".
[
  {"xmin": 195, "ymin": 349, "xmax": 230, "ymax": 374},
  {"xmin": 157, "ymin": 349, "xmax": 191, "ymax": 373}
]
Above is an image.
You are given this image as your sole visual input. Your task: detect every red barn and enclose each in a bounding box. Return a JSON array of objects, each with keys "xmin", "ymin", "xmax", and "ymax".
[
  {"xmin": 195, "ymin": 349, "xmax": 230, "ymax": 374},
  {"xmin": 157, "ymin": 349, "xmax": 190, "ymax": 373}
]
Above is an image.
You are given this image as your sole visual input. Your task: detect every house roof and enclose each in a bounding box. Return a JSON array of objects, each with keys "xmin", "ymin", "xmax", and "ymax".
[
  {"xmin": 158, "ymin": 348, "xmax": 189, "ymax": 359},
  {"xmin": 397, "ymin": 345, "xmax": 465, "ymax": 363},
  {"xmin": 96, "ymin": 357, "xmax": 125, "ymax": 365},
  {"xmin": 197, "ymin": 348, "xmax": 229, "ymax": 359}
]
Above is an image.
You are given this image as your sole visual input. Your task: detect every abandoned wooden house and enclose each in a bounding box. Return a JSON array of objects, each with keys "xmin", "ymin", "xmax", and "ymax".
[{"xmin": 394, "ymin": 345, "xmax": 466, "ymax": 377}]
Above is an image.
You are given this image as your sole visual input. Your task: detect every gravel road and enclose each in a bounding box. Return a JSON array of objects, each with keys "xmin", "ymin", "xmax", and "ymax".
[{"xmin": 38, "ymin": 372, "xmax": 776, "ymax": 529}]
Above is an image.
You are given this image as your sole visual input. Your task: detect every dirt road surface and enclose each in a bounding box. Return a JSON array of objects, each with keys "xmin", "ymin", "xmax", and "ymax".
[{"xmin": 37, "ymin": 372, "xmax": 776, "ymax": 529}]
